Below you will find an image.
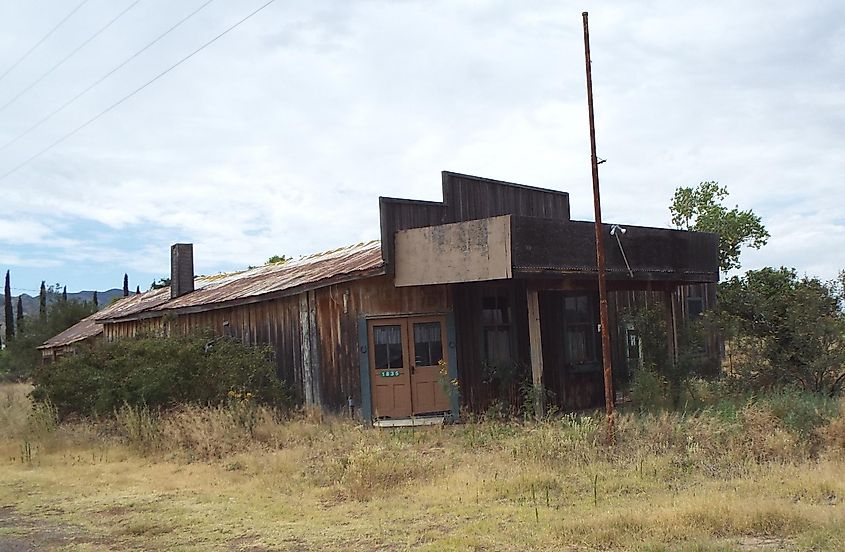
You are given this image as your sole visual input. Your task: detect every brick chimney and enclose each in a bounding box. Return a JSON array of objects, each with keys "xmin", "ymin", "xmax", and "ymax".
[{"xmin": 170, "ymin": 243, "xmax": 194, "ymax": 299}]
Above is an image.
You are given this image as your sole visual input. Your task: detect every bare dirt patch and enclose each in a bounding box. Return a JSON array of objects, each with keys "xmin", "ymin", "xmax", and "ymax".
[{"xmin": 0, "ymin": 505, "xmax": 100, "ymax": 551}]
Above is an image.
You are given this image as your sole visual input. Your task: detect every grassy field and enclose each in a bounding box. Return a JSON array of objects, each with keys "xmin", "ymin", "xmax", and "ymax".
[{"xmin": 2, "ymin": 382, "xmax": 845, "ymax": 551}]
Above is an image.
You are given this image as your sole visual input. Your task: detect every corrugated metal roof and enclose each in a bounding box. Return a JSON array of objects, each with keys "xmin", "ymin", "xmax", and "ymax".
[
  {"xmin": 101, "ymin": 240, "xmax": 384, "ymax": 321},
  {"xmin": 40, "ymin": 241, "xmax": 383, "ymax": 347},
  {"xmin": 37, "ymin": 315, "xmax": 102, "ymax": 349},
  {"xmin": 37, "ymin": 291, "xmax": 153, "ymax": 349}
]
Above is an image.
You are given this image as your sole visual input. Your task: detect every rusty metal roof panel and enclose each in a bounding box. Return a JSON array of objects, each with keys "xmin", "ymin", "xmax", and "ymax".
[
  {"xmin": 162, "ymin": 240, "xmax": 383, "ymax": 310},
  {"xmin": 37, "ymin": 315, "xmax": 102, "ymax": 349},
  {"xmin": 90, "ymin": 288, "xmax": 172, "ymax": 321},
  {"xmin": 99, "ymin": 240, "xmax": 384, "ymax": 320},
  {"xmin": 38, "ymin": 291, "xmax": 168, "ymax": 348}
]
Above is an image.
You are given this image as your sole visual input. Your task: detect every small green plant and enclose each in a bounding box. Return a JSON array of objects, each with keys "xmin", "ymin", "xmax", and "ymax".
[
  {"xmin": 437, "ymin": 359, "xmax": 460, "ymax": 406},
  {"xmin": 631, "ymin": 368, "xmax": 671, "ymax": 412},
  {"xmin": 227, "ymin": 389, "xmax": 259, "ymax": 437}
]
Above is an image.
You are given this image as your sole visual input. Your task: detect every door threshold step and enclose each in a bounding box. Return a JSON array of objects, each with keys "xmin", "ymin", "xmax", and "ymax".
[{"xmin": 373, "ymin": 415, "xmax": 447, "ymax": 428}]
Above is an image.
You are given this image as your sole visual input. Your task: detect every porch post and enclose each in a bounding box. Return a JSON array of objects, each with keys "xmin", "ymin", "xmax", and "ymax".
[
  {"xmin": 664, "ymin": 287, "xmax": 679, "ymax": 367},
  {"xmin": 526, "ymin": 286, "xmax": 545, "ymax": 418}
]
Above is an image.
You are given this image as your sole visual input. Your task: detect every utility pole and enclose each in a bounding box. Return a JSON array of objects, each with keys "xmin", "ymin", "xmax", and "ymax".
[{"xmin": 582, "ymin": 11, "xmax": 615, "ymax": 444}]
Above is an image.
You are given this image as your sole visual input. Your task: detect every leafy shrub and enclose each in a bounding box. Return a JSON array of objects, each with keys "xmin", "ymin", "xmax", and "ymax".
[
  {"xmin": 0, "ymin": 297, "xmax": 96, "ymax": 382},
  {"xmin": 31, "ymin": 330, "xmax": 294, "ymax": 418},
  {"xmin": 631, "ymin": 368, "xmax": 671, "ymax": 411},
  {"xmin": 716, "ymin": 267, "xmax": 845, "ymax": 395}
]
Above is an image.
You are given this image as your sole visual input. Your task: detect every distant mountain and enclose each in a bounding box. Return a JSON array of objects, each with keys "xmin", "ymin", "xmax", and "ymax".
[{"xmin": 0, "ymin": 289, "xmax": 126, "ymax": 318}]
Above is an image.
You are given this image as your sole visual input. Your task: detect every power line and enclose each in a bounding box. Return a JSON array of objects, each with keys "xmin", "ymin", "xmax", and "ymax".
[
  {"xmin": 0, "ymin": 0, "xmax": 142, "ymax": 116},
  {"xmin": 0, "ymin": 0, "xmax": 217, "ymax": 154},
  {"xmin": 0, "ymin": 0, "xmax": 90, "ymax": 85},
  {"xmin": 0, "ymin": 0, "xmax": 276, "ymax": 183}
]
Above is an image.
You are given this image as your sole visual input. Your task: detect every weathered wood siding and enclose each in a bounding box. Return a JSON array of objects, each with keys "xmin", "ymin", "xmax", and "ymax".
[
  {"xmin": 102, "ymin": 296, "xmax": 306, "ymax": 401},
  {"xmin": 452, "ymin": 280, "xmax": 531, "ymax": 412},
  {"xmin": 379, "ymin": 172, "xmax": 570, "ymax": 274},
  {"xmin": 441, "ymin": 172, "xmax": 570, "ymax": 224},
  {"xmin": 314, "ymin": 275, "xmax": 451, "ymax": 409}
]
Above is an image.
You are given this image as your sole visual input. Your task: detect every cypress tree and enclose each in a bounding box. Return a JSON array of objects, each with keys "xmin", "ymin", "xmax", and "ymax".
[
  {"xmin": 39, "ymin": 281, "xmax": 47, "ymax": 323},
  {"xmin": 4, "ymin": 270, "xmax": 13, "ymax": 340},
  {"xmin": 93, "ymin": 291, "xmax": 99, "ymax": 309},
  {"xmin": 15, "ymin": 296, "xmax": 23, "ymax": 333},
  {"xmin": 136, "ymin": 285, "xmax": 140, "ymax": 295},
  {"xmin": 123, "ymin": 274, "xmax": 129, "ymax": 297},
  {"xmin": 62, "ymin": 285, "xmax": 67, "ymax": 302}
]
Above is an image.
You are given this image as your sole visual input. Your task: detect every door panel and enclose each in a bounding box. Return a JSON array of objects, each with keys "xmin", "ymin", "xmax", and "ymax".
[
  {"xmin": 368, "ymin": 320, "xmax": 412, "ymax": 419},
  {"xmin": 368, "ymin": 316, "xmax": 451, "ymax": 418},
  {"xmin": 409, "ymin": 317, "xmax": 451, "ymax": 415}
]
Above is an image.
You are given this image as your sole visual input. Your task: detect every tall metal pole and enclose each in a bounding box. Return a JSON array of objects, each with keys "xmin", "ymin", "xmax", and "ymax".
[{"xmin": 582, "ymin": 11, "xmax": 615, "ymax": 444}]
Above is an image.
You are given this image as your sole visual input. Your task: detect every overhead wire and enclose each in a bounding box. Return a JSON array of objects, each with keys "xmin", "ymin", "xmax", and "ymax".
[
  {"xmin": 0, "ymin": 0, "xmax": 142, "ymax": 116},
  {"xmin": 0, "ymin": 0, "xmax": 217, "ymax": 153},
  {"xmin": 0, "ymin": 0, "xmax": 90, "ymax": 85},
  {"xmin": 0, "ymin": 0, "xmax": 277, "ymax": 182}
]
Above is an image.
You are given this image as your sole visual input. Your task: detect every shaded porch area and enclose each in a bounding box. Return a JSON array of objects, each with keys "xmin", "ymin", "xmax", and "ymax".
[{"xmin": 394, "ymin": 212, "xmax": 720, "ymax": 414}]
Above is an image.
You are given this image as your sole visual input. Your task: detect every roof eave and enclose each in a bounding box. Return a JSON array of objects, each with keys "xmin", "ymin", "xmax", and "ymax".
[{"xmin": 100, "ymin": 265, "xmax": 386, "ymax": 323}]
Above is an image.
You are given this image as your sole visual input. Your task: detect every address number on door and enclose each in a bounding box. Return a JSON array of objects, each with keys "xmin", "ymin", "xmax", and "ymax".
[{"xmin": 379, "ymin": 370, "xmax": 401, "ymax": 377}]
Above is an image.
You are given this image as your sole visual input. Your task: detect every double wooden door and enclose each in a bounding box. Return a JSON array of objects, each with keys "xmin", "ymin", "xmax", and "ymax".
[{"xmin": 367, "ymin": 316, "xmax": 451, "ymax": 419}]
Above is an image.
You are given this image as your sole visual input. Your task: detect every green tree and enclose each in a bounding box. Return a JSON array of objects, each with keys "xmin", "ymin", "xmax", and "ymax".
[
  {"xmin": 135, "ymin": 285, "xmax": 140, "ymax": 295},
  {"xmin": 150, "ymin": 278, "xmax": 171, "ymax": 290},
  {"xmin": 93, "ymin": 291, "xmax": 99, "ymax": 309},
  {"xmin": 0, "ymin": 294, "xmax": 95, "ymax": 381},
  {"xmin": 39, "ymin": 281, "xmax": 47, "ymax": 323},
  {"xmin": 4, "ymin": 270, "xmax": 12, "ymax": 341},
  {"xmin": 266, "ymin": 255, "xmax": 289, "ymax": 264},
  {"xmin": 716, "ymin": 267, "xmax": 845, "ymax": 396},
  {"xmin": 670, "ymin": 181, "xmax": 769, "ymax": 272},
  {"xmin": 61, "ymin": 285, "xmax": 67, "ymax": 302},
  {"xmin": 16, "ymin": 296, "xmax": 23, "ymax": 327},
  {"xmin": 123, "ymin": 274, "xmax": 129, "ymax": 297}
]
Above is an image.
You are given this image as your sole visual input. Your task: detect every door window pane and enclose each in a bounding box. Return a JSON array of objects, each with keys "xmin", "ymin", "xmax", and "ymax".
[
  {"xmin": 374, "ymin": 325, "xmax": 403, "ymax": 369},
  {"xmin": 414, "ymin": 322, "xmax": 443, "ymax": 366}
]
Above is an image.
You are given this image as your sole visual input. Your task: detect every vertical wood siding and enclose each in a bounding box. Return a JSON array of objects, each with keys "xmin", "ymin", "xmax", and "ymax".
[{"xmin": 314, "ymin": 275, "xmax": 451, "ymax": 409}]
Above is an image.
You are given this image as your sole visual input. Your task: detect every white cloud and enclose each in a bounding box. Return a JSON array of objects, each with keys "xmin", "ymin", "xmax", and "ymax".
[{"xmin": 0, "ymin": 0, "xmax": 842, "ymax": 291}]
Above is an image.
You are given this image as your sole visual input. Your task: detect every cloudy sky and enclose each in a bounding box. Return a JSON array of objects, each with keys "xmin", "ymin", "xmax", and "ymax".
[{"xmin": 0, "ymin": 0, "xmax": 842, "ymax": 295}]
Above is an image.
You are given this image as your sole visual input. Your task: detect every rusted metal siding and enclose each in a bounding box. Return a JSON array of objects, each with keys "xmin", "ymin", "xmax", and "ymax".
[{"xmin": 314, "ymin": 275, "xmax": 452, "ymax": 410}]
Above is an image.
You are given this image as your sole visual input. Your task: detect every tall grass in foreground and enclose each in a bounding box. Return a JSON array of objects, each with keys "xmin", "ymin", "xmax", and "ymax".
[
  {"xmin": 3, "ymin": 382, "xmax": 844, "ymax": 496},
  {"xmin": 3, "ymin": 383, "xmax": 845, "ymax": 550}
]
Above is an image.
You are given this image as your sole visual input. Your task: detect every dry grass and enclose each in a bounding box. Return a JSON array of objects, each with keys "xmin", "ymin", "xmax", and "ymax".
[{"xmin": 1, "ymin": 384, "xmax": 845, "ymax": 551}]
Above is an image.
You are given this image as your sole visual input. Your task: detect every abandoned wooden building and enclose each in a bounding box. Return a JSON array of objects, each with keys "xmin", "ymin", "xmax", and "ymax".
[{"xmin": 41, "ymin": 172, "xmax": 719, "ymax": 422}]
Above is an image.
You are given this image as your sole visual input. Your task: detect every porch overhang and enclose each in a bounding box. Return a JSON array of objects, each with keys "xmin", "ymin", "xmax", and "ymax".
[{"xmin": 393, "ymin": 215, "xmax": 719, "ymax": 287}]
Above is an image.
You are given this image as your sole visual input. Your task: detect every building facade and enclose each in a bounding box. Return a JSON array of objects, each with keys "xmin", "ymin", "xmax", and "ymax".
[{"xmin": 41, "ymin": 172, "xmax": 719, "ymax": 422}]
